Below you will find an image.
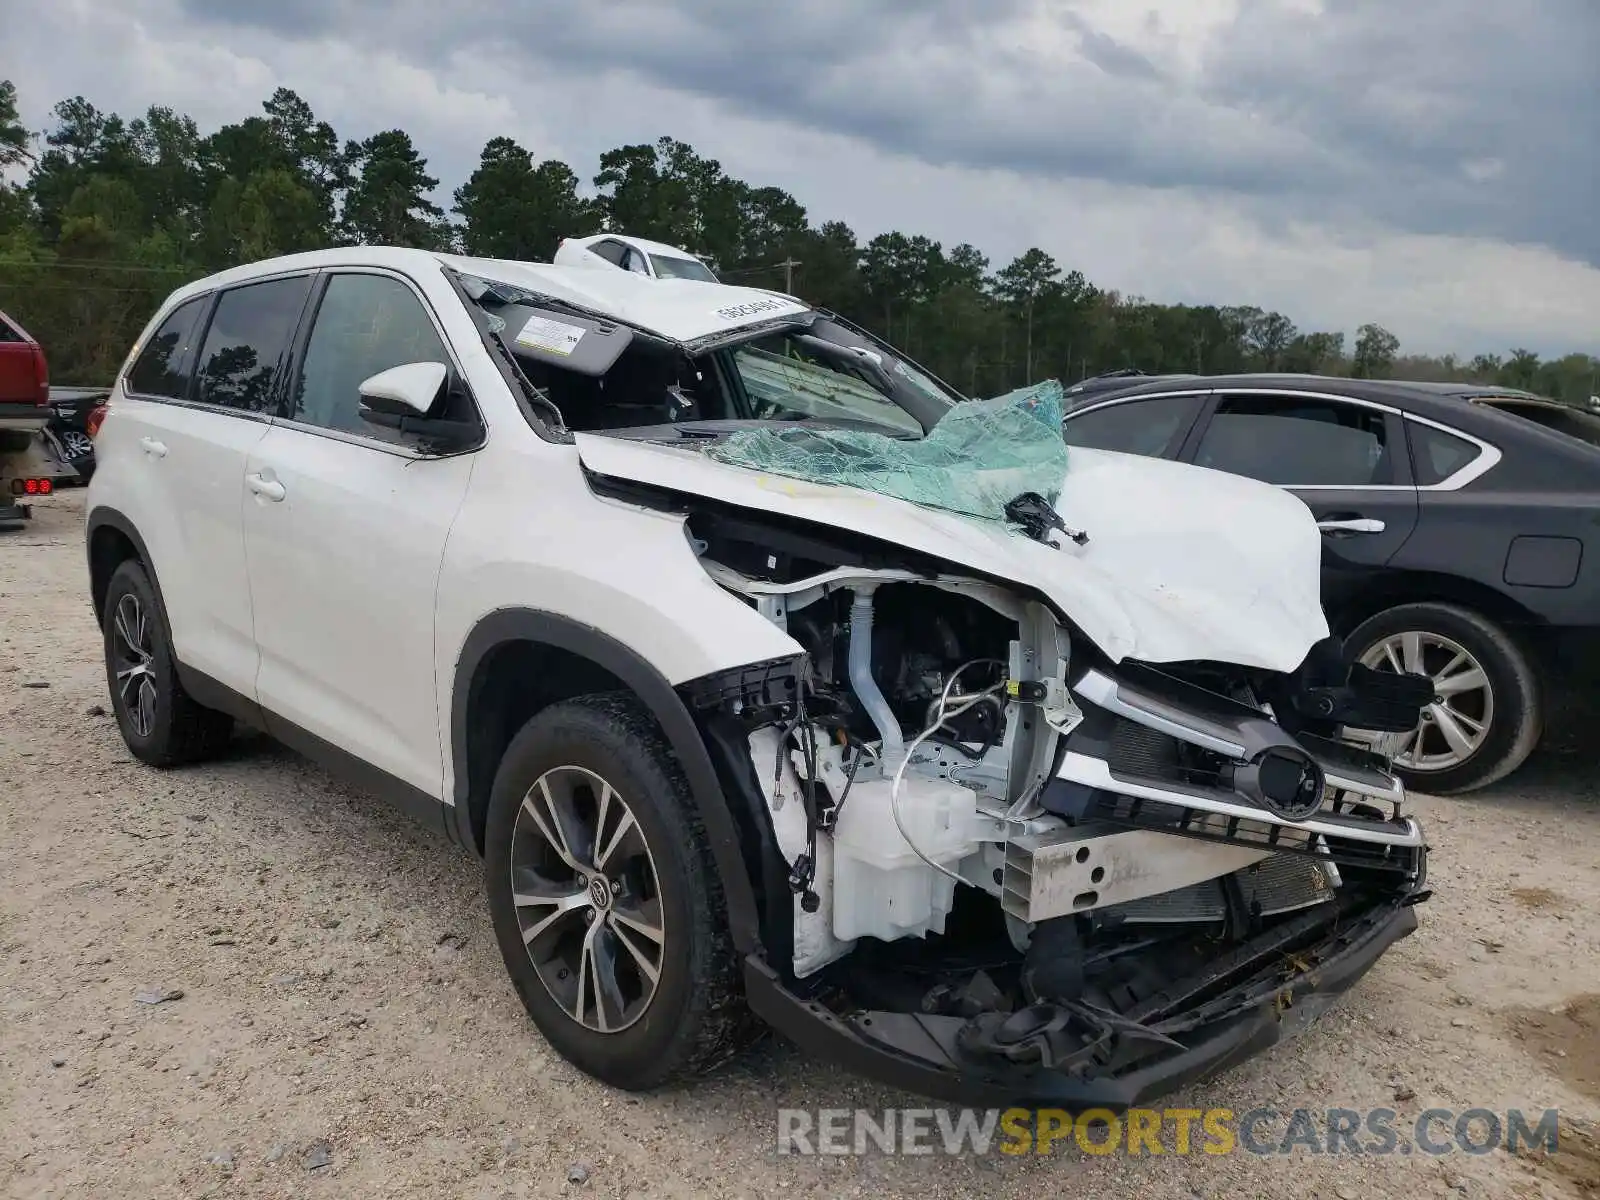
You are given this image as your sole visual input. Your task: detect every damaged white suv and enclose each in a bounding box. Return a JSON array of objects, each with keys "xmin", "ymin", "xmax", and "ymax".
[{"xmin": 87, "ymin": 247, "xmax": 1432, "ymax": 1105}]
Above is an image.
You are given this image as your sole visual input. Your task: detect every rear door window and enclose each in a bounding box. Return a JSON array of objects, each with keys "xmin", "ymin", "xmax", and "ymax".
[
  {"xmin": 1060, "ymin": 395, "xmax": 1202, "ymax": 458},
  {"xmin": 1193, "ymin": 396, "xmax": 1394, "ymax": 486},
  {"xmin": 125, "ymin": 297, "xmax": 209, "ymax": 400},
  {"xmin": 193, "ymin": 276, "xmax": 313, "ymax": 413}
]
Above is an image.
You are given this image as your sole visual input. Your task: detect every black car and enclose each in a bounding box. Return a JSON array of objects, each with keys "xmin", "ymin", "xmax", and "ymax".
[
  {"xmin": 1061, "ymin": 373, "xmax": 1600, "ymax": 793},
  {"xmin": 43, "ymin": 386, "xmax": 104, "ymax": 482}
]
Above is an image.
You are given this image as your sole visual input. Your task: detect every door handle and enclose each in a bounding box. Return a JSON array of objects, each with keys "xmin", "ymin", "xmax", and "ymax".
[
  {"xmin": 1317, "ymin": 517, "xmax": 1385, "ymax": 534},
  {"xmin": 139, "ymin": 437, "xmax": 168, "ymax": 458},
  {"xmin": 246, "ymin": 472, "xmax": 286, "ymax": 502}
]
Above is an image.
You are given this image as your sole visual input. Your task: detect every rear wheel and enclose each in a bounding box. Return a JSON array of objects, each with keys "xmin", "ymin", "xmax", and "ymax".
[
  {"xmin": 1345, "ymin": 602, "xmax": 1541, "ymax": 794},
  {"xmin": 101, "ymin": 559, "xmax": 233, "ymax": 766},
  {"xmin": 483, "ymin": 693, "xmax": 748, "ymax": 1090}
]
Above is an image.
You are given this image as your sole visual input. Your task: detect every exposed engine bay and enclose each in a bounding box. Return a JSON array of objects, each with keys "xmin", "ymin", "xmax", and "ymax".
[{"xmin": 677, "ymin": 503, "xmax": 1432, "ymax": 1087}]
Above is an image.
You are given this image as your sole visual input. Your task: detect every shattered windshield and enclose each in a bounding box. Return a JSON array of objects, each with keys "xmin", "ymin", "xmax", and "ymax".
[
  {"xmin": 650, "ymin": 254, "xmax": 718, "ymax": 282},
  {"xmin": 705, "ymin": 380, "xmax": 1070, "ymax": 523}
]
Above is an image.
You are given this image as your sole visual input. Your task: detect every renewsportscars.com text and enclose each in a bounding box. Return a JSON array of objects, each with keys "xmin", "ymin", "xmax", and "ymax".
[{"xmin": 776, "ymin": 1106, "xmax": 1562, "ymax": 1157}]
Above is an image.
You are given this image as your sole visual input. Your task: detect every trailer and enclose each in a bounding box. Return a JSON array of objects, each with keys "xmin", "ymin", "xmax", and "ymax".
[{"xmin": 0, "ymin": 420, "xmax": 71, "ymax": 530}]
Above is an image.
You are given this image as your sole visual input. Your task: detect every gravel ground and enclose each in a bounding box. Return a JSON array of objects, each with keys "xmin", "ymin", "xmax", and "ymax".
[{"xmin": 2, "ymin": 489, "xmax": 1597, "ymax": 1200}]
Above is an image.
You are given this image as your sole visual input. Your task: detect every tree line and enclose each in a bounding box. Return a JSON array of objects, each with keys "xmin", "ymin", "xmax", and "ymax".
[{"xmin": 1, "ymin": 80, "xmax": 1595, "ymax": 402}]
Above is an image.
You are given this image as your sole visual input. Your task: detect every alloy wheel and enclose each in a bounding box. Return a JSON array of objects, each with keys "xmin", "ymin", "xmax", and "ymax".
[
  {"xmin": 112, "ymin": 592, "xmax": 158, "ymax": 738},
  {"xmin": 62, "ymin": 431, "xmax": 94, "ymax": 459},
  {"xmin": 1357, "ymin": 631, "xmax": 1495, "ymax": 772},
  {"xmin": 510, "ymin": 766, "xmax": 666, "ymax": 1033}
]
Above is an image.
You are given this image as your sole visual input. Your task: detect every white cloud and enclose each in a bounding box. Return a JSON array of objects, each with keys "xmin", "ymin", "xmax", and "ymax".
[{"xmin": 3, "ymin": 0, "xmax": 1596, "ymax": 357}]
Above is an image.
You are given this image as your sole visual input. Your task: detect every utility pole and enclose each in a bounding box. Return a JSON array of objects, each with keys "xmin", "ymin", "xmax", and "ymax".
[{"xmin": 776, "ymin": 258, "xmax": 801, "ymax": 294}]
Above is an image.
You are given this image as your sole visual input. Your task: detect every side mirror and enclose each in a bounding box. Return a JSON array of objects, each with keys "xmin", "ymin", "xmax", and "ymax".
[
  {"xmin": 358, "ymin": 361, "xmax": 479, "ymax": 451},
  {"xmin": 358, "ymin": 361, "xmax": 447, "ymax": 417}
]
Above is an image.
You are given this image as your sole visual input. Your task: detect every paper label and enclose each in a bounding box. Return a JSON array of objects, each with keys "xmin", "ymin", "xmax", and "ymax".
[
  {"xmin": 515, "ymin": 314, "xmax": 586, "ymax": 356},
  {"xmin": 713, "ymin": 297, "xmax": 799, "ymax": 322}
]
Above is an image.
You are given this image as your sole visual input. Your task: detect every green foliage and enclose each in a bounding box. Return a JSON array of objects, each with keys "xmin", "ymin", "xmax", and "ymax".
[
  {"xmin": 454, "ymin": 137, "xmax": 589, "ymax": 261},
  {"xmin": 1353, "ymin": 323, "xmax": 1401, "ymax": 379},
  {"xmin": 342, "ymin": 129, "xmax": 445, "ymax": 248},
  {"xmin": 0, "ymin": 80, "xmax": 29, "ymax": 170},
  {"xmin": 0, "ymin": 78, "xmax": 1594, "ymax": 401}
]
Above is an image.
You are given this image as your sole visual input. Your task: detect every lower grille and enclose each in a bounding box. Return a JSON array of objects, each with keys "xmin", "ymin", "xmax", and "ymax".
[
  {"xmin": 1242, "ymin": 852, "xmax": 1335, "ymax": 916},
  {"xmin": 1106, "ymin": 853, "xmax": 1333, "ymax": 925},
  {"xmin": 1108, "ymin": 881, "xmax": 1227, "ymax": 924}
]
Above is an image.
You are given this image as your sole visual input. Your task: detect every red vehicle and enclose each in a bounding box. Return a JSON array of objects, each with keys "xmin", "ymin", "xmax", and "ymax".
[
  {"xmin": 0, "ymin": 309, "xmax": 55, "ymax": 530},
  {"xmin": 0, "ymin": 308, "xmax": 49, "ymax": 416}
]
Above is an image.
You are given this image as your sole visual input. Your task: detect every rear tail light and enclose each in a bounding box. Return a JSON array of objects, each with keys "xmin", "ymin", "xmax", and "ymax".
[
  {"xmin": 86, "ymin": 403, "xmax": 108, "ymax": 439},
  {"xmin": 10, "ymin": 478, "xmax": 53, "ymax": 496},
  {"xmin": 32, "ymin": 347, "xmax": 48, "ymax": 406}
]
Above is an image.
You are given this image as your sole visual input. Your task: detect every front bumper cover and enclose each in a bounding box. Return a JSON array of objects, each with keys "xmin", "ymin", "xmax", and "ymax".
[{"xmin": 744, "ymin": 890, "xmax": 1421, "ymax": 1109}]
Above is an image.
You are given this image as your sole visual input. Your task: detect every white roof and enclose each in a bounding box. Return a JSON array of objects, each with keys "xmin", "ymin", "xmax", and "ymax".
[{"xmin": 159, "ymin": 246, "xmax": 812, "ymax": 345}]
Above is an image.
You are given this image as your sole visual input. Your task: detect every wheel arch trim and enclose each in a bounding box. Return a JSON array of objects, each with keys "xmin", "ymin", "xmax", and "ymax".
[
  {"xmin": 450, "ymin": 607, "xmax": 764, "ymax": 956},
  {"xmin": 86, "ymin": 506, "xmax": 160, "ymax": 626}
]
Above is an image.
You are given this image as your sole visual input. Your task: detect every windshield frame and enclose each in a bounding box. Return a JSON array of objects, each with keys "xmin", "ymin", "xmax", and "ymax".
[{"xmin": 454, "ymin": 266, "xmax": 961, "ymax": 441}]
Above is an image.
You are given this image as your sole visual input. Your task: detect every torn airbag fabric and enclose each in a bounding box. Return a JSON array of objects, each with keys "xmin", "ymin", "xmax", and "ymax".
[{"xmin": 704, "ymin": 380, "xmax": 1068, "ymax": 521}]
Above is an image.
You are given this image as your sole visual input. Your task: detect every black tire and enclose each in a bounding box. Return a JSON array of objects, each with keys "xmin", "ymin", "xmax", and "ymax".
[
  {"xmin": 483, "ymin": 693, "xmax": 749, "ymax": 1090},
  {"xmin": 101, "ymin": 559, "xmax": 233, "ymax": 766},
  {"xmin": 1345, "ymin": 602, "xmax": 1542, "ymax": 794}
]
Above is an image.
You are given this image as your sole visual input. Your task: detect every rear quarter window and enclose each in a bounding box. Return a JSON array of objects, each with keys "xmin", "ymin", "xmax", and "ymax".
[
  {"xmin": 125, "ymin": 297, "xmax": 209, "ymax": 399},
  {"xmin": 1407, "ymin": 421, "xmax": 1482, "ymax": 485}
]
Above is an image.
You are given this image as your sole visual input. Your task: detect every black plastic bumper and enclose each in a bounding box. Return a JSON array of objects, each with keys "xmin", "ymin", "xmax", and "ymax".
[{"xmin": 744, "ymin": 897, "xmax": 1418, "ymax": 1108}]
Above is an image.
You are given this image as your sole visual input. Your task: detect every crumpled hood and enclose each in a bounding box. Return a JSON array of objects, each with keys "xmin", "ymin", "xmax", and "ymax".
[{"xmin": 576, "ymin": 434, "xmax": 1329, "ymax": 673}]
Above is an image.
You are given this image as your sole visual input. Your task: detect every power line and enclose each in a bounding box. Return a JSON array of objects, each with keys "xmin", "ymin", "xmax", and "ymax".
[
  {"xmin": 0, "ymin": 282, "xmax": 165, "ymax": 294},
  {"xmin": 0, "ymin": 257, "xmax": 199, "ymax": 273},
  {"xmin": 717, "ymin": 257, "xmax": 801, "ymax": 291}
]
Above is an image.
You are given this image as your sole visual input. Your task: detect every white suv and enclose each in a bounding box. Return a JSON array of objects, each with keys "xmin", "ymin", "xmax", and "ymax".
[{"xmin": 88, "ymin": 246, "xmax": 1429, "ymax": 1105}]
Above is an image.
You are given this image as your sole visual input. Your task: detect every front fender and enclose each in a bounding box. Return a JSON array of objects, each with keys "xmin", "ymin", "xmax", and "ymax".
[{"xmin": 447, "ymin": 607, "xmax": 772, "ymax": 956}]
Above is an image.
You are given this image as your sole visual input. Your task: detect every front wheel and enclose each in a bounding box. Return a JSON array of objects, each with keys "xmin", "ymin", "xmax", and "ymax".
[
  {"xmin": 483, "ymin": 693, "xmax": 749, "ymax": 1090},
  {"xmin": 1345, "ymin": 602, "xmax": 1542, "ymax": 794}
]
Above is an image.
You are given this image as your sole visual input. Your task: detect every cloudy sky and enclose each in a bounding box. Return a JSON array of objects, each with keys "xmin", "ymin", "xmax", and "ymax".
[{"xmin": 3, "ymin": 0, "xmax": 1596, "ymax": 356}]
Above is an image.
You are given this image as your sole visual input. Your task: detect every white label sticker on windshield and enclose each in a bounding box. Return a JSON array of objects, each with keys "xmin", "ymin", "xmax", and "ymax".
[{"xmin": 515, "ymin": 314, "xmax": 586, "ymax": 356}]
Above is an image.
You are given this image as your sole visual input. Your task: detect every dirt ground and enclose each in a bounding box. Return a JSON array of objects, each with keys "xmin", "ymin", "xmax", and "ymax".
[{"xmin": 3, "ymin": 489, "xmax": 1598, "ymax": 1200}]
